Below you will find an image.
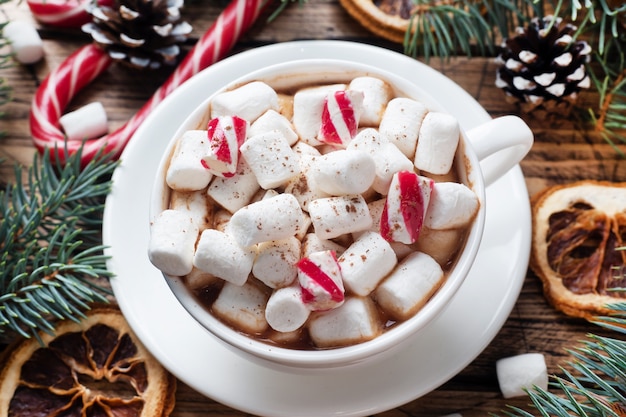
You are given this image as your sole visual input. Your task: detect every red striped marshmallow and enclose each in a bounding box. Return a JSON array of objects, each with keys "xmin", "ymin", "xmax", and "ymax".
[
  {"xmin": 202, "ymin": 115, "xmax": 247, "ymax": 178},
  {"xmin": 318, "ymin": 90, "xmax": 363, "ymax": 147},
  {"xmin": 297, "ymin": 250, "xmax": 345, "ymax": 311}
]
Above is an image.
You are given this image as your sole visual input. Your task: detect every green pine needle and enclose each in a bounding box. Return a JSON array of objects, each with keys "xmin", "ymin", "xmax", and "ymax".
[{"xmin": 0, "ymin": 146, "xmax": 119, "ymax": 342}]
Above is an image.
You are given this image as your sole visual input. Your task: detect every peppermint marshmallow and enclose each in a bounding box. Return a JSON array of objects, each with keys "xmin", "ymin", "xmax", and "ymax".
[
  {"xmin": 297, "ymin": 250, "xmax": 345, "ymax": 311},
  {"xmin": 293, "ymin": 84, "xmax": 347, "ymax": 145},
  {"xmin": 193, "ymin": 229, "xmax": 256, "ymax": 286},
  {"xmin": 240, "ymin": 131, "xmax": 301, "ymax": 189},
  {"xmin": 210, "ymin": 81, "xmax": 279, "ymax": 123},
  {"xmin": 379, "ymin": 97, "xmax": 428, "ymax": 158},
  {"xmin": 201, "ymin": 115, "xmax": 248, "ymax": 178},
  {"xmin": 148, "ymin": 209, "xmax": 199, "ymax": 277},
  {"xmin": 253, "ymin": 237, "xmax": 300, "ymax": 289},
  {"xmin": 309, "ymin": 149, "xmax": 376, "ymax": 196},
  {"xmin": 213, "ymin": 281, "xmax": 269, "ymax": 334},
  {"xmin": 206, "ymin": 158, "xmax": 260, "ymax": 214},
  {"xmin": 308, "ymin": 194, "xmax": 372, "ymax": 240},
  {"xmin": 339, "ymin": 232, "xmax": 397, "ymax": 296},
  {"xmin": 348, "ymin": 76, "xmax": 392, "ymax": 126},
  {"xmin": 415, "ymin": 112, "xmax": 460, "ymax": 175},
  {"xmin": 425, "ymin": 182, "xmax": 480, "ymax": 230},
  {"xmin": 60, "ymin": 102, "xmax": 108, "ymax": 142},
  {"xmin": 381, "ymin": 171, "xmax": 434, "ymax": 244},
  {"xmin": 318, "ymin": 90, "xmax": 364, "ymax": 147},
  {"xmin": 228, "ymin": 193, "xmax": 305, "ymax": 247},
  {"xmin": 165, "ymin": 130, "xmax": 212, "ymax": 191},
  {"xmin": 374, "ymin": 251, "xmax": 444, "ymax": 320},
  {"xmin": 308, "ymin": 297, "xmax": 381, "ymax": 348},
  {"xmin": 265, "ymin": 285, "xmax": 311, "ymax": 333}
]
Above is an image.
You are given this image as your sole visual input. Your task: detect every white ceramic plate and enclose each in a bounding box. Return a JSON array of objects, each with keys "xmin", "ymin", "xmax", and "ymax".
[{"xmin": 103, "ymin": 40, "xmax": 531, "ymax": 417}]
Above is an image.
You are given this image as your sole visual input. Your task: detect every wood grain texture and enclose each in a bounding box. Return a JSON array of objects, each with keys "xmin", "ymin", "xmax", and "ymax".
[{"xmin": 1, "ymin": 1, "xmax": 624, "ymax": 416}]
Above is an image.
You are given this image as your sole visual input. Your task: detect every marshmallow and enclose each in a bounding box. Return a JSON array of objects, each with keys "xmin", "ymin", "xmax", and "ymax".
[
  {"xmin": 60, "ymin": 102, "xmax": 108, "ymax": 142},
  {"xmin": 213, "ymin": 281, "xmax": 269, "ymax": 334},
  {"xmin": 3, "ymin": 21, "xmax": 44, "ymax": 64},
  {"xmin": 228, "ymin": 193, "xmax": 305, "ymax": 247},
  {"xmin": 284, "ymin": 152, "xmax": 329, "ymax": 212},
  {"xmin": 380, "ymin": 171, "xmax": 434, "ymax": 244},
  {"xmin": 414, "ymin": 227, "xmax": 464, "ymax": 266},
  {"xmin": 374, "ymin": 251, "xmax": 444, "ymax": 320},
  {"xmin": 166, "ymin": 130, "xmax": 213, "ymax": 191},
  {"xmin": 425, "ymin": 182, "xmax": 480, "ymax": 230},
  {"xmin": 250, "ymin": 110, "xmax": 298, "ymax": 146},
  {"xmin": 308, "ymin": 194, "xmax": 372, "ymax": 240},
  {"xmin": 379, "ymin": 98, "xmax": 428, "ymax": 158},
  {"xmin": 297, "ymin": 250, "xmax": 345, "ymax": 311},
  {"xmin": 293, "ymin": 84, "xmax": 347, "ymax": 145},
  {"xmin": 301, "ymin": 233, "xmax": 345, "ymax": 257},
  {"xmin": 318, "ymin": 90, "xmax": 364, "ymax": 147},
  {"xmin": 347, "ymin": 128, "xmax": 413, "ymax": 194},
  {"xmin": 193, "ymin": 229, "xmax": 256, "ymax": 286},
  {"xmin": 210, "ymin": 81, "xmax": 279, "ymax": 123},
  {"xmin": 338, "ymin": 231, "xmax": 397, "ymax": 296},
  {"xmin": 496, "ymin": 353, "xmax": 548, "ymax": 399},
  {"xmin": 265, "ymin": 285, "xmax": 311, "ymax": 332},
  {"xmin": 148, "ymin": 209, "xmax": 199, "ymax": 277},
  {"xmin": 348, "ymin": 76, "xmax": 392, "ymax": 126},
  {"xmin": 415, "ymin": 112, "xmax": 460, "ymax": 175},
  {"xmin": 253, "ymin": 237, "xmax": 300, "ymax": 289},
  {"xmin": 206, "ymin": 158, "xmax": 260, "ymax": 214},
  {"xmin": 240, "ymin": 131, "xmax": 301, "ymax": 189},
  {"xmin": 309, "ymin": 149, "xmax": 376, "ymax": 195},
  {"xmin": 308, "ymin": 297, "xmax": 381, "ymax": 348},
  {"xmin": 184, "ymin": 267, "xmax": 217, "ymax": 290},
  {"xmin": 169, "ymin": 190, "xmax": 210, "ymax": 230},
  {"xmin": 201, "ymin": 115, "xmax": 248, "ymax": 178}
]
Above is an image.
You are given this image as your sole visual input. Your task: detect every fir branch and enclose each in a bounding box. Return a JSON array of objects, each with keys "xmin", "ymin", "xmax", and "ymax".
[
  {"xmin": 266, "ymin": 0, "xmax": 308, "ymax": 22},
  {"xmin": 0, "ymin": 147, "xmax": 119, "ymax": 342}
]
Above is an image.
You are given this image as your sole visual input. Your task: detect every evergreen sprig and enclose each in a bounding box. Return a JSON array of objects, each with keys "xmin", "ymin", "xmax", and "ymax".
[{"xmin": 0, "ymin": 147, "xmax": 118, "ymax": 343}]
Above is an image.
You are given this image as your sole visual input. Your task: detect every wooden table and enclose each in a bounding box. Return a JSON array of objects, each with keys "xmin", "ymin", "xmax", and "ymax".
[{"xmin": 1, "ymin": 1, "xmax": 623, "ymax": 416}]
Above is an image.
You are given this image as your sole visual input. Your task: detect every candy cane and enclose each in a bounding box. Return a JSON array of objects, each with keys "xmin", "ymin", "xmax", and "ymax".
[
  {"xmin": 26, "ymin": 0, "xmax": 114, "ymax": 28},
  {"xmin": 30, "ymin": 0, "xmax": 265, "ymax": 165}
]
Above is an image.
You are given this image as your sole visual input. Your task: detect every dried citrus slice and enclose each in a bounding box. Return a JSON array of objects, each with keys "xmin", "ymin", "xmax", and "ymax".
[
  {"xmin": 0, "ymin": 305, "xmax": 176, "ymax": 417},
  {"xmin": 530, "ymin": 180, "xmax": 626, "ymax": 319},
  {"xmin": 339, "ymin": 0, "xmax": 413, "ymax": 43}
]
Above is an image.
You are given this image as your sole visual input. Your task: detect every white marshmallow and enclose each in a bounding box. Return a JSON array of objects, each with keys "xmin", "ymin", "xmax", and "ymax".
[
  {"xmin": 301, "ymin": 233, "xmax": 345, "ymax": 257},
  {"xmin": 60, "ymin": 102, "xmax": 108, "ymax": 142},
  {"xmin": 347, "ymin": 128, "xmax": 413, "ymax": 195},
  {"xmin": 297, "ymin": 250, "xmax": 345, "ymax": 311},
  {"xmin": 240, "ymin": 131, "xmax": 301, "ymax": 189},
  {"xmin": 309, "ymin": 149, "xmax": 376, "ymax": 195},
  {"xmin": 318, "ymin": 90, "xmax": 364, "ymax": 147},
  {"xmin": 148, "ymin": 209, "xmax": 199, "ymax": 277},
  {"xmin": 339, "ymin": 231, "xmax": 397, "ymax": 296},
  {"xmin": 496, "ymin": 353, "xmax": 548, "ymax": 399},
  {"xmin": 3, "ymin": 21, "xmax": 44, "ymax": 64},
  {"xmin": 295, "ymin": 211, "xmax": 312, "ymax": 241},
  {"xmin": 213, "ymin": 281, "xmax": 269, "ymax": 334},
  {"xmin": 284, "ymin": 152, "xmax": 329, "ymax": 212},
  {"xmin": 166, "ymin": 130, "xmax": 213, "ymax": 191},
  {"xmin": 292, "ymin": 84, "xmax": 346, "ymax": 145},
  {"xmin": 169, "ymin": 190, "xmax": 210, "ymax": 230},
  {"xmin": 308, "ymin": 194, "xmax": 372, "ymax": 240},
  {"xmin": 184, "ymin": 267, "xmax": 217, "ymax": 290},
  {"xmin": 250, "ymin": 110, "xmax": 298, "ymax": 146},
  {"xmin": 253, "ymin": 237, "xmax": 300, "ymax": 289},
  {"xmin": 228, "ymin": 193, "xmax": 305, "ymax": 247},
  {"xmin": 414, "ymin": 227, "xmax": 463, "ymax": 266},
  {"xmin": 206, "ymin": 158, "xmax": 260, "ymax": 214},
  {"xmin": 202, "ymin": 115, "xmax": 248, "ymax": 178},
  {"xmin": 210, "ymin": 81, "xmax": 279, "ymax": 123},
  {"xmin": 380, "ymin": 172, "xmax": 434, "ymax": 244},
  {"xmin": 265, "ymin": 285, "xmax": 311, "ymax": 333},
  {"xmin": 379, "ymin": 98, "xmax": 428, "ymax": 158},
  {"xmin": 374, "ymin": 251, "xmax": 444, "ymax": 320},
  {"xmin": 193, "ymin": 229, "xmax": 256, "ymax": 286},
  {"xmin": 425, "ymin": 182, "xmax": 480, "ymax": 230},
  {"xmin": 415, "ymin": 112, "xmax": 460, "ymax": 175},
  {"xmin": 308, "ymin": 297, "xmax": 381, "ymax": 348},
  {"xmin": 348, "ymin": 76, "xmax": 392, "ymax": 126}
]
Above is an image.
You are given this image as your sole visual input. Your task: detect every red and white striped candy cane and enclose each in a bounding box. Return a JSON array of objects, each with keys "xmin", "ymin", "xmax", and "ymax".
[
  {"xmin": 26, "ymin": 0, "xmax": 114, "ymax": 28},
  {"xmin": 30, "ymin": 0, "xmax": 265, "ymax": 165}
]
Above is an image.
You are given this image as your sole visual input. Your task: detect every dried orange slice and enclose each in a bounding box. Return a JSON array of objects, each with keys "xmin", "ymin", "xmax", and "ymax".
[
  {"xmin": 0, "ymin": 305, "xmax": 176, "ymax": 417},
  {"xmin": 339, "ymin": 0, "xmax": 413, "ymax": 44},
  {"xmin": 530, "ymin": 180, "xmax": 626, "ymax": 319}
]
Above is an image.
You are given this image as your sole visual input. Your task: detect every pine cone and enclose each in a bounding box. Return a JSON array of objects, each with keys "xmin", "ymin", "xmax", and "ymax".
[
  {"xmin": 495, "ymin": 16, "xmax": 592, "ymax": 117},
  {"xmin": 82, "ymin": 0, "xmax": 192, "ymax": 70}
]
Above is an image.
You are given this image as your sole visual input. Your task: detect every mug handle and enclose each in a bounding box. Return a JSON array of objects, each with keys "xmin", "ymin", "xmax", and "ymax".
[{"xmin": 466, "ymin": 115, "xmax": 534, "ymax": 186}]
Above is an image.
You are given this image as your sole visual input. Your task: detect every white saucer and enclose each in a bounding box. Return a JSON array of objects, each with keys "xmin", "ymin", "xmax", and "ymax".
[{"xmin": 103, "ymin": 41, "xmax": 531, "ymax": 417}]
